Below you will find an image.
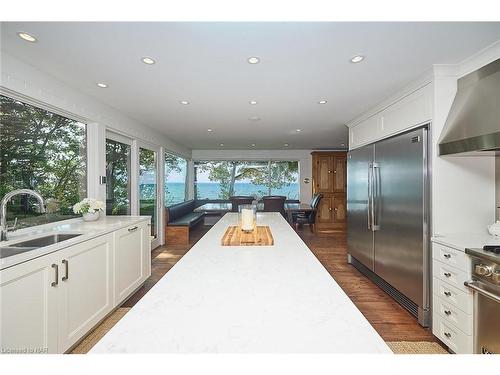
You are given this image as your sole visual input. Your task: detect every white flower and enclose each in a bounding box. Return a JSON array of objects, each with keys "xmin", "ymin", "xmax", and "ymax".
[
  {"xmin": 73, "ymin": 202, "xmax": 82, "ymax": 214},
  {"xmin": 74, "ymin": 198, "xmax": 104, "ymax": 214}
]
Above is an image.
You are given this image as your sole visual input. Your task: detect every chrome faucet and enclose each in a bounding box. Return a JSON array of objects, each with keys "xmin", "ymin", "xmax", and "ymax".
[{"xmin": 0, "ymin": 189, "xmax": 46, "ymax": 241}]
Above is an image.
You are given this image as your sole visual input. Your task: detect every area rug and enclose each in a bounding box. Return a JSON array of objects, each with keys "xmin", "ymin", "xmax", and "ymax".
[
  {"xmin": 70, "ymin": 307, "xmax": 131, "ymax": 354},
  {"xmin": 387, "ymin": 341, "xmax": 448, "ymax": 354}
]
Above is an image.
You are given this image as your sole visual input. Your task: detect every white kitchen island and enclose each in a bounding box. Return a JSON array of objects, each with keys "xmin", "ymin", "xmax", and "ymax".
[{"xmin": 91, "ymin": 213, "xmax": 390, "ymax": 353}]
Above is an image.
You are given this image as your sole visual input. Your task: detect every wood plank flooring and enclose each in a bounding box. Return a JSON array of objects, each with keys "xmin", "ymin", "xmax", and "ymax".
[{"xmin": 122, "ymin": 221, "xmax": 438, "ymax": 343}]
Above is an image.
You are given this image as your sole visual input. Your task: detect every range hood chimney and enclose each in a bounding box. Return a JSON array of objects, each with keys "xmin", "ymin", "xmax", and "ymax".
[{"xmin": 438, "ymin": 58, "xmax": 500, "ymax": 156}]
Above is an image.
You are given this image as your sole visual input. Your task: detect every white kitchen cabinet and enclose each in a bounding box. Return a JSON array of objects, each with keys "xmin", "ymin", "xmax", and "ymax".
[
  {"xmin": 114, "ymin": 221, "xmax": 151, "ymax": 305},
  {"xmin": 57, "ymin": 234, "xmax": 114, "ymax": 352},
  {"xmin": 348, "ymin": 83, "xmax": 432, "ymax": 149},
  {"xmin": 0, "ymin": 252, "xmax": 59, "ymax": 354}
]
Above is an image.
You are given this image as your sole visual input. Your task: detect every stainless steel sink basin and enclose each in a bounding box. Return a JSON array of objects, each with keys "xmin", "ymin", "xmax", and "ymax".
[{"xmin": 0, "ymin": 233, "xmax": 82, "ymax": 259}]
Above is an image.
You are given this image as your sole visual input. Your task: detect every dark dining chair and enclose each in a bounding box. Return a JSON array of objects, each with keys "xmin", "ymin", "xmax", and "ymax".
[
  {"xmin": 292, "ymin": 193, "xmax": 322, "ymax": 233},
  {"xmin": 229, "ymin": 196, "xmax": 255, "ymax": 212},
  {"xmin": 262, "ymin": 195, "xmax": 286, "ymax": 216}
]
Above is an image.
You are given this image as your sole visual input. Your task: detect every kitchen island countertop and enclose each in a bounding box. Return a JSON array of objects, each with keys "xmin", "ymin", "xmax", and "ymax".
[{"xmin": 91, "ymin": 212, "xmax": 390, "ymax": 353}]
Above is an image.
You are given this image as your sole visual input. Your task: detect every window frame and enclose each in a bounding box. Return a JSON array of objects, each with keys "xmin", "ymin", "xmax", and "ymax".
[{"xmin": 164, "ymin": 151, "xmax": 189, "ymax": 206}]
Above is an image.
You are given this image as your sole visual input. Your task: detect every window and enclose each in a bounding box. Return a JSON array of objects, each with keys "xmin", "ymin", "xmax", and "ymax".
[
  {"xmin": 164, "ymin": 152, "xmax": 187, "ymax": 206},
  {"xmin": 106, "ymin": 136, "xmax": 131, "ymax": 215},
  {"xmin": 0, "ymin": 95, "xmax": 87, "ymax": 229},
  {"xmin": 194, "ymin": 160, "xmax": 299, "ymax": 200},
  {"xmin": 139, "ymin": 147, "xmax": 158, "ymax": 238}
]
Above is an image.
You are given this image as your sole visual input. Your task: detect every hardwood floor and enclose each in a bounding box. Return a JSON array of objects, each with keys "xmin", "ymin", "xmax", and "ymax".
[{"xmin": 122, "ymin": 221, "xmax": 438, "ymax": 343}]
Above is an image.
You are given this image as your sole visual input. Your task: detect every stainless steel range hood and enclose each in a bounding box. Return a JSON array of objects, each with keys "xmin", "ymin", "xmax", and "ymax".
[{"xmin": 438, "ymin": 58, "xmax": 500, "ymax": 156}]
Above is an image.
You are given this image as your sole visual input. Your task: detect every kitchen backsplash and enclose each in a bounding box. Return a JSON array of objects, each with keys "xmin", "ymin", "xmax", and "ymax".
[{"xmin": 496, "ymin": 156, "xmax": 500, "ymax": 220}]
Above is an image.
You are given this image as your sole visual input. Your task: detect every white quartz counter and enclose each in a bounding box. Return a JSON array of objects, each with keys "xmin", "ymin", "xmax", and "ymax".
[
  {"xmin": 0, "ymin": 216, "xmax": 150, "ymax": 270},
  {"xmin": 432, "ymin": 232, "xmax": 499, "ymax": 252},
  {"xmin": 91, "ymin": 212, "xmax": 390, "ymax": 353}
]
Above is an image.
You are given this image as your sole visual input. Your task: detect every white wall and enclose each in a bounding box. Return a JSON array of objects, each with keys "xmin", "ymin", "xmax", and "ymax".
[
  {"xmin": 191, "ymin": 149, "xmax": 315, "ymax": 203},
  {"xmin": 496, "ymin": 156, "xmax": 500, "ymax": 220},
  {"xmin": 0, "ymin": 52, "xmax": 191, "ymax": 159}
]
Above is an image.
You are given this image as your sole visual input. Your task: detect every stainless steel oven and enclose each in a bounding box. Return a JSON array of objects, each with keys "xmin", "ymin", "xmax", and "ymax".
[{"xmin": 465, "ymin": 247, "xmax": 500, "ymax": 354}]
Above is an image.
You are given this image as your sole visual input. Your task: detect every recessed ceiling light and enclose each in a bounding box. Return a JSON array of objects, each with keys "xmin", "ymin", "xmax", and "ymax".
[
  {"xmin": 141, "ymin": 57, "xmax": 155, "ymax": 65},
  {"xmin": 220, "ymin": 143, "xmax": 224, "ymax": 147},
  {"xmin": 318, "ymin": 99, "xmax": 328, "ymax": 104},
  {"xmin": 284, "ymin": 143, "xmax": 289, "ymax": 147},
  {"xmin": 248, "ymin": 116, "xmax": 260, "ymax": 121},
  {"xmin": 247, "ymin": 56, "xmax": 260, "ymax": 64},
  {"xmin": 180, "ymin": 100, "xmax": 190, "ymax": 105},
  {"xmin": 251, "ymin": 143, "xmax": 256, "ymax": 147},
  {"xmin": 249, "ymin": 100, "xmax": 258, "ymax": 105},
  {"xmin": 96, "ymin": 82, "xmax": 108, "ymax": 88},
  {"xmin": 350, "ymin": 55, "xmax": 365, "ymax": 63},
  {"xmin": 207, "ymin": 128, "xmax": 213, "ymax": 132},
  {"xmin": 296, "ymin": 129, "xmax": 302, "ymax": 132},
  {"xmin": 17, "ymin": 32, "xmax": 37, "ymax": 43}
]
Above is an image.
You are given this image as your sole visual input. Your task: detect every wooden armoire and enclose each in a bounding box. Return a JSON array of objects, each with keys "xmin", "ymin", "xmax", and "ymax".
[{"xmin": 311, "ymin": 151, "xmax": 347, "ymax": 232}]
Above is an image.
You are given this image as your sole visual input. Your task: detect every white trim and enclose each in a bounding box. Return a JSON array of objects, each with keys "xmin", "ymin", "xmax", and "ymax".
[{"xmin": 105, "ymin": 130, "xmax": 134, "ymax": 146}]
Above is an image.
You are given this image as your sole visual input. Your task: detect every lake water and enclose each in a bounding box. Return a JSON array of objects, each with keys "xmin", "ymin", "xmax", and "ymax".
[{"xmin": 142, "ymin": 182, "xmax": 300, "ymax": 205}]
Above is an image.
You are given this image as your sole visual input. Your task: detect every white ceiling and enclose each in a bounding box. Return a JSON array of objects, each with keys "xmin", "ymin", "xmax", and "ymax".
[{"xmin": 1, "ymin": 22, "xmax": 500, "ymax": 150}]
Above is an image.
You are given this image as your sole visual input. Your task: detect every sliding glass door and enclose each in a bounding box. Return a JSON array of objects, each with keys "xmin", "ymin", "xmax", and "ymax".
[
  {"xmin": 105, "ymin": 134, "xmax": 132, "ymax": 215},
  {"xmin": 139, "ymin": 146, "xmax": 159, "ymax": 246}
]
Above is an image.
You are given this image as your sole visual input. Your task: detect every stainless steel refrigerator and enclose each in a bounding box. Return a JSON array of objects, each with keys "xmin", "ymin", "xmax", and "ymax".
[{"xmin": 347, "ymin": 126, "xmax": 430, "ymax": 327}]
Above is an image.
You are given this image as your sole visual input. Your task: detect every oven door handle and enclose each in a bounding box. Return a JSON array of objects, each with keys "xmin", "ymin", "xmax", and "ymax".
[{"xmin": 464, "ymin": 281, "xmax": 500, "ymax": 303}]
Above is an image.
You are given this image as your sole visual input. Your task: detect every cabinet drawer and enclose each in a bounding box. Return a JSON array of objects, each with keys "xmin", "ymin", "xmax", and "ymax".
[
  {"xmin": 433, "ymin": 294, "xmax": 472, "ymax": 335},
  {"xmin": 432, "ymin": 243, "xmax": 469, "ymax": 271},
  {"xmin": 433, "ymin": 259, "xmax": 470, "ymax": 293},
  {"xmin": 433, "ymin": 277, "xmax": 473, "ymax": 314},
  {"xmin": 433, "ymin": 312, "xmax": 473, "ymax": 354}
]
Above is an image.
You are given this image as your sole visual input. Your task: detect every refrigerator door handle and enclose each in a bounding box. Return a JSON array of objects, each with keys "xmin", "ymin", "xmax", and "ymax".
[
  {"xmin": 367, "ymin": 163, "xmax": 373, "ymax": 230},
  {"xmin": 372, "ymin": 162, "xmax": 380, "ymax": 231}
]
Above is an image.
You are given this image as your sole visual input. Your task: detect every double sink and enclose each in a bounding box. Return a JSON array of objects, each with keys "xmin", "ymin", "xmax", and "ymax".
[{"xmin": 0, "ymin": 233, "xmax": 83, "ymax": 259}]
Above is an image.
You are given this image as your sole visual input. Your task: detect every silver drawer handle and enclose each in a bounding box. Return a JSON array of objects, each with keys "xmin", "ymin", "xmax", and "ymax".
[
  {"xmin": 444, "ymin": 272, "xmax": 452, "ymax": 278},
  {"xmin": 444, "ymin": 310, "xmax": 451, "ymax": 316},
  {"xmin": 444, "ymin": 332, "xmax": 452, "ymax": 338},
  {"xmin": 128, "ymin": 226, "xmax": 138, "ymax": 232},
  {"xmin": 443, "ymin": 254, "xmax": 451, "ymax": 259},
  {"xmin": 62, "ymin": 259, "xmax": 69, "ymax": 281},
  {"xmin": 51, "ymin": 264, "xmax": 58, "ymax": 287},
  {"xmin": 444, "ymin": 291, "xmax": 451, "ymax": 297}
]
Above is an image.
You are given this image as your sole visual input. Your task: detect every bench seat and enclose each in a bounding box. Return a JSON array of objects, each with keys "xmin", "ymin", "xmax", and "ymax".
[
  {"xmin": 169, "ymin": 212, "xmax": 204, "ymax": 227},
  {"xmin": 165, "ymin": 200, "xmax": 204, "ymax": 245}
]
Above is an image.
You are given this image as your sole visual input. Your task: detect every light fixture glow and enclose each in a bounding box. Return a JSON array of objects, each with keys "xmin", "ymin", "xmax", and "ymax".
[
  {"xmin": 249, "ymin": 100, "xmax": 258, "ymax": 105},
  {"xmin": 18, "ymin": 32, "xmax": 37, "ymax": 43},
  {"xmin": 247, "ymin": 56, "xmax": 260, "ymax": 64},
  {"xmin": 350, "ymin": 55, "xmax": 365, "ymax": 63},
  {"xmin": 248, "ymin": 116, "xmax": 260, "ymax": 121},
  {"xmin": 207, "ymin": 128, "xmax": 213, "ymax": 132},
  {"xmin": 141, "ymin": 57, "xmax": 155, "ymax": 65},
  {"xmin": 96, "ymin": 82, "xmax": 108, "ymax": 88},
  {"xmin": 318, "ymin": 99, "xmax": 328, "ymax": 104},
  {"xmin": 219, "ymin": 143, "xmax": 224, "ymax": 147},
  {"xmin": 180, "ymin": 100, "xmax": 190, "ymax": 105},
  {"xmin": 284, "ymin": 143, "xmax": 289, "ymax": 147},
  {"xmin": 251, "ymin": 143, "xmax": 256, "ymax": 147},
  {"xmin": 296, "ymin": 129, "xmax": 302, "ymax": 132}
]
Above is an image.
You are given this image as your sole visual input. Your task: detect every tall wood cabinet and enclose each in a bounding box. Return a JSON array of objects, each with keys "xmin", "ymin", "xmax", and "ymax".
[{"xmin": 311, "ymin": 151, "xmax": 347, "ymax": 232}]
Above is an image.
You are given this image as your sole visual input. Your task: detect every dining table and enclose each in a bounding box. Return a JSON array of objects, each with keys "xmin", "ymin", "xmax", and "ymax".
[{"xmin": 193, "ymin": 202, "xmax": 315, "ymax": 223}]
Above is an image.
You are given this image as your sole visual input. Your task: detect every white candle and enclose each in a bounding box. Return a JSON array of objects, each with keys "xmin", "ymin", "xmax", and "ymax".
[{"xmin": 241, "ymin": 208, "xmax": 254, "ymax": 231}]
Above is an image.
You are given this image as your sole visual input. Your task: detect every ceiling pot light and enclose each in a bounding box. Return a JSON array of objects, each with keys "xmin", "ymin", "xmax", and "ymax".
[
  {"xmin": 284, "ymin": 143, "xmax": 289, "ymax": 147},
  {"xmin": 179, "ymin": 100, "xmax": 190, "ymax": 105},
  {"xmin": 251, "ymin": 144, "xmax": 256, "ymax": 147},
  {"xmin": 247, "ymin": 56, "xmax": 260, "ymax": 64},
  {"xmin": 96, "ymin": 82, "xmax": 108, "ymax": 88},
  {"xmin": 248, "ymin": 116, "xmax": 260, "ymax": 121},
  {"xmin": 350, "ymin": 55, "xmax": 365, "ymax": 63},
  {"xmin": 207, "ymin": 128, "xmax": 213, "ymax": 132},
  {"xmin": 141, "ymin": 57, "xmax": 156, "ymax": 65},
  {"xmin": 296, "ymin": 129, "xmax": 302, "ymax": 132},
  {"xmin": 219, "ymin": 143, "xmax": 224, "ymax": 147},
  {"xmin": 17, "ymin": 32, "xmax": 37, "ymax": 43},
  {"xmin": 249, "ymin": 100, "xmax": 258, "ymax": 105},
  {"xmin": 318, "ymin": 99, "xmax": 328, "ymax": 104}
]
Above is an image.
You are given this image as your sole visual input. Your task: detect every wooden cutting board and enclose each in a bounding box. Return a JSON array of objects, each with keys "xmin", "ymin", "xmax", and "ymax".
[{"xmin": 221, "ymin": 226, "xmax": 274, "ymax": 246}]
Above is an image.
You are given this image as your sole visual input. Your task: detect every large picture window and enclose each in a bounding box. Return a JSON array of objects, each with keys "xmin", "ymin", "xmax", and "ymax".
[
  {"xmin": 164, "ymin": 152, "xmax": 187, "ymax": 206},
  {"xmin": 0, "ymin": 95, "xmax": 87, "ymax": 229},
  {"xmin": 194, "ymin": 160, "xmax": 299, "ymax": 200}
]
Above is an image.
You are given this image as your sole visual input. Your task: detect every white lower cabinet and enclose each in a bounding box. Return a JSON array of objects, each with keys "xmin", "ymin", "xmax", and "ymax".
[
  {"xmin": 115, "ymin": 223, "xmax": 150, "ymax": 305},
  {"xmin": 431, "ymin": 243, "xmax": 473, "ymax": 353},
  {"xmin": 0, "ymin": 253, "xmax": 59, "ymax": 354},
  {"xmin": 0, "ymin": 219, "xmax": 151, "ymax": 354},
  {"xmin": 58, "ymin": 234, "xmax": 114, "ymax": 352}
]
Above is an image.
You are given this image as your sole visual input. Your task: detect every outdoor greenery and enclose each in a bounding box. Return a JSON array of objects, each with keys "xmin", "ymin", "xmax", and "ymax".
[
  {"xmin": 139, "ymin": 148, "xmax": 157, "ymax": 237},
  {"xmin": 106, "ymin": 138, "xmax": 131, "ymax": 215},
  {"xmin": 194, "ymin": 160, "xmax": 299, "ymax": 199},
  {"xmin": 0, "ymin": 95, "xmax": 86, "ymax": 228}
]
